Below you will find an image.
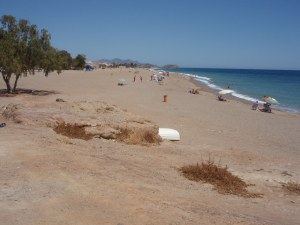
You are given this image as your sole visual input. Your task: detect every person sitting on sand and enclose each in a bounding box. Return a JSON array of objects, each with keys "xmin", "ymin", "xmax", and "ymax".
[
  {"xmin": 189, "ymin": 89, "xmax": 195, "ymax": 94},
  {"xmin": 218, "ymin": 95, "xmax": 226, "ymax": 101},
  {"xmin": 189, "ymin": 89, "xmax": 199, "ymax": 94},
  {"xmin": 252, "ymin": 101, "xmax": 259, "ymax": 110},
  {"xmin": 260, "ymin": 102, "xmax": 272, "ymax": 113}
]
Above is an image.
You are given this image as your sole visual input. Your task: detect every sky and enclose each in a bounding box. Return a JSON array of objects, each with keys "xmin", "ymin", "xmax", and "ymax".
[{"xmin": 1, "ymin": 0, "xmax": 300, "ymax": 69}]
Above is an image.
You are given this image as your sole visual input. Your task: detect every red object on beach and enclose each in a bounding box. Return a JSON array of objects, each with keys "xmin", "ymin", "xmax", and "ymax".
[{"xmin": 163, "ymin": 95, "xmax": 168, "ymax": 102}]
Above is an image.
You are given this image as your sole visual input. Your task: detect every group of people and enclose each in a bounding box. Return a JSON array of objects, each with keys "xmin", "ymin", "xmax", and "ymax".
[
  {"xmin": 133, "ymin": 71, "xmax": 170, "ymax": 84},
  {"xmin": 217, "ymin": 95, "xmax": 227, "ymax": 101},
  {"xmin": 189, "ymin": 88, "xmax": 200, "ymax": 95},
  {"xmin": 133, "ymin": 75, "xmax": 143, "ymax": 83},
  {"xmin": 252, "ymin": 101, "xmax": 272, "ymax": 113},
  {"xmin": 151, "ymin": 73, "xmax": 165, "ymax": 83}
]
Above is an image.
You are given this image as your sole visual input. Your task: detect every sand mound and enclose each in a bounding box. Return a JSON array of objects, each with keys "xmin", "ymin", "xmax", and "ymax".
[
  {"xmin": 53, "ymin": 122, "xmax": 161, "ymax": 145},
  {"xmin": 1, "ymin": 100, "xmax": 161, "ymax": 145}
]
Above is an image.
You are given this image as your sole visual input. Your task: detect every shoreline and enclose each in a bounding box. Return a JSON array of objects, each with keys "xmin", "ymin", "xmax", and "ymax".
[{"xmin": 164, "ymin": 70, "xmax": 300, "ymax": 115}]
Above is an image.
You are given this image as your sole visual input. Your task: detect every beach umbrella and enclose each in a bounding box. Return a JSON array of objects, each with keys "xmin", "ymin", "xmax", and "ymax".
[
  {"xmin": 218, "ymin": 89, "xmax": 234, "ymax": 95},
  {"xmin": 263, "ymin": 96, "xmax": 278, "ymax": 104}
]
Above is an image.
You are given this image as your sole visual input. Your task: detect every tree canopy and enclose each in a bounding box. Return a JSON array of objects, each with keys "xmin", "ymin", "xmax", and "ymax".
[
  {"xmin": 0, "ymin": 15, "xmax": 86, "ymax": 93},
  {"xmin": 73, "ymin": 54, "xmax": 86, "ymax": 70}
]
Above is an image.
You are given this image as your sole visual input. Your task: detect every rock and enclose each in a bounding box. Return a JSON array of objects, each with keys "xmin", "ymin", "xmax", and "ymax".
[{"xmin": 56, "ymin": 98, "xmax": 66, "ymax": 102}]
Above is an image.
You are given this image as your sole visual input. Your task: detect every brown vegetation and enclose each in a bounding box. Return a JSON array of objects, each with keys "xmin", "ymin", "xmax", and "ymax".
[
  {"xmin": 1, "ymin": 103, "xmax": 22, "ymax": 123},
  {"xmin": 116, "ymin": 126, "xmax": 162, "ymax": 146},
  {"xmin": 53, "ymin": 122, "xmax": 93, "ymax": 140},
  {"xmin": 179, "ymin": 160, "xmax": 261, "ymax": 198},
  {"xmin": 53, "ymin": 122, "xmax": 161, "ymax": 146},
  {"xmin": 0, "ymin": 89, "xmax": 58, "ymax": 97},
  {"xmin": 282, "ymin": 182, "xmax": 300, "ymax": 195}
]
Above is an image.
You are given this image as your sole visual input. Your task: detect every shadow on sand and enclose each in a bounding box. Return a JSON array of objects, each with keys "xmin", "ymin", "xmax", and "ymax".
[{"xmin": 0, "ymin": 89, "xmax": 58, "ymax": 97}]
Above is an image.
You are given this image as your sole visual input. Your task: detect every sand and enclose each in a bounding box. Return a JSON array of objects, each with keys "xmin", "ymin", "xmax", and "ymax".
[{"xmin": 0, "ymin": 68, "xmax": 299, "ymax": 225}]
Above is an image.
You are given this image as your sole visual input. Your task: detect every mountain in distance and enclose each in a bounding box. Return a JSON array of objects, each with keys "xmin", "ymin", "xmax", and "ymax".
[
  {"xmin": 162, "ymin": 64, "xmax": 179, "ymax": 69},
  {"xmin": 94, "ymin": 58, "xmax": 143, "ymax": 65},
  {"xmin": 92, "ymin": 59, "xmax": 179, "ymax": 69},
  {"xmin": 91, "ymin": 58, "xmax": 156, "ymax": 68}
]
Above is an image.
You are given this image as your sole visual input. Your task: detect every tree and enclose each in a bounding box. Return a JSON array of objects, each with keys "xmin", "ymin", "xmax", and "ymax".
[
  {"xmin": 0, "ymin": 15, "xmax": 19, "ymax": 92},
  {"xmin": 73, "ymin": 54, "xmax": 86, "ymax": 70},
  {"xmin": 0, "ymin": 15, "xmax": 74, "ymax": 93},
  {"xmin": 58, "ymin": 50, "xmax": 73, "ymax": 70}
]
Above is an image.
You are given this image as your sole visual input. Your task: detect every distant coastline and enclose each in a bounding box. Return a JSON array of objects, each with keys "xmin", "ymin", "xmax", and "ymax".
[{"xmin": 158, "ymin": 67, "xmax": 300, "ymax": 114}]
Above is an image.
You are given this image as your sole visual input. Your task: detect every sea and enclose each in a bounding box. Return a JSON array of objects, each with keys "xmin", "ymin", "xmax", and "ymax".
[{"xmin": 162, "ymin": 68, "xmax": 300, "ymax": 113}]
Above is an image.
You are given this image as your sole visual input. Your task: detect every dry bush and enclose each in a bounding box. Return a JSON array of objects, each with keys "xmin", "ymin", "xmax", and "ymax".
[
  {"xmin": 179, "ymin": 159, "xmax": 261, "ymax": 198},
  {"xmin": 0, "ymin": 89, "xmax": 57, "ymax": 96},
  {"xmin": 282, "ymin": 182, "xmax": 300, "ymax": 195},
  {"xmin": 116, "ymin": 126, "xmax": 161, "ymax": 146},
  {"xmin": 1, "ymin": 104, "xmax": 22, "ymax": 123},
  {"xmin": 53, "ymin": 122, "xmax": 161, "ymax": 145},
  {"xmin": 53, "ymin": 122, "xmax": 93, "ymax": 140}
]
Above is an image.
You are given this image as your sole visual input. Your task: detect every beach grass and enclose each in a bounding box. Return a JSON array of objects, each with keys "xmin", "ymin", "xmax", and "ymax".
[
  {"xmin": 53, "ymin": 122, "xmax": 161, "ymax": 145},
  {"xmin": 116, "ymin": 126, "xmax": 162, "ymax": 145},
  {"xmin": 282, "ymin": 182, "xmax": 300, "ymax": 195},
  {"xmin": 179, "ymin": 159, "xmax": 261, "ymax": 198},
  {"xmin": 53, "ymin": 122, "xmax": 93, "ymax": 141}
]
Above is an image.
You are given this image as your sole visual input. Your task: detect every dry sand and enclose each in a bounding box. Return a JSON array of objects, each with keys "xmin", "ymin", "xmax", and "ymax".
[{"xmin": 0, "ymin": 68, "xmax": 299, "ymax": 225}]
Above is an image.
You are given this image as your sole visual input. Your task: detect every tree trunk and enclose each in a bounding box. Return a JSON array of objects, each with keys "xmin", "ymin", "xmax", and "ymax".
[
  {"xmin": 13, "ymin": 74, "xmax": 21, "ymax": 93},
  {"xmin": 2, "ymin": 74, "xmax": 12, "ymax": 93}
]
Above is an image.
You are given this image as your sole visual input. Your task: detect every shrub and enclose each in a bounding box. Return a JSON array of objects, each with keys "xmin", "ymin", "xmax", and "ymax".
[{"xmin": 179, "ymin": 159, "xmax": 261, "ymax": 198}]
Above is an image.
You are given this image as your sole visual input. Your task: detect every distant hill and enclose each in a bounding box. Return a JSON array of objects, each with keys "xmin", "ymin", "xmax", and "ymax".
[
  {"xmin": 162, "ymin": 64, "xmax": 179, "ymax": 69},
  {"xmin": 95, "ymin": 58, "xmax": 139, "ymax": 64},
  {"xmin": 92, "ymin": 58, "xmax": 155, "ymax": 68}
]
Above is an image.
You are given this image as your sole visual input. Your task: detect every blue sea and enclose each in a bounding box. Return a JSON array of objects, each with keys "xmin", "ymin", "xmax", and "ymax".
[{"xmin": 164, "ymin": 68, "xmax": 300, "ymax": 113}]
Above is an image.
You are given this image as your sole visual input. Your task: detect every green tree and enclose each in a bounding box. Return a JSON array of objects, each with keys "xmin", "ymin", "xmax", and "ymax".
[
  {"xmin": 0, "ymin": 15, "xmax": 73, "ymax": 93},
  {"xmin": 73, "ymin": 54, "xmax": 86, "ymax": 70},
  {"xmin": 58, "ymin": 50, "xmax": 73, "ymax": 70}
]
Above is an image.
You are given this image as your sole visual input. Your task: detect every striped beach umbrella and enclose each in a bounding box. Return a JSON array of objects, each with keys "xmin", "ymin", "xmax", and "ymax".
[{"xmin": 263, "ymin": 96, "xmax": 278, "ymax": 104}]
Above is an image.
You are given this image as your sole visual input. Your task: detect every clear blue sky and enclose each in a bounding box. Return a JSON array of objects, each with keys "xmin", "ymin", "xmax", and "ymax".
[{"xmin": 1, "ymin": 0, "xmax": 300, "ymax": 69}]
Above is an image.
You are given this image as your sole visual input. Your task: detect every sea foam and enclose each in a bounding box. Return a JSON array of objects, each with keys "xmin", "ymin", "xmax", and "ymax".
[{"xmin": 156, "ymin": 68, "xmax": 299, "ymax": 113}]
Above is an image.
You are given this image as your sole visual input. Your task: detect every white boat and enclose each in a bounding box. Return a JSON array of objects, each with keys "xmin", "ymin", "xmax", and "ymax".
[{"xmin": 159, "ymin": 128, "xmax": 180, "ymax": 141}]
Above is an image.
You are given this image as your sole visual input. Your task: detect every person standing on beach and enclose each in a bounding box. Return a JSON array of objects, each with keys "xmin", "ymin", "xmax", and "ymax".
[
  {"xmin": 140, "ymin": 76, "xmax": 143, "ymax": 82},
  {"xmin": 133, "ymin": 75, "xmax": 136, "ymax": 82},
  {"xmin": 252, "ymin": 101, "xmax": 259, "ymax": 110}
]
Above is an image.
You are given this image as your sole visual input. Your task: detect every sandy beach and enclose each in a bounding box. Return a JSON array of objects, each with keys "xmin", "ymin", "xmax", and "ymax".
[{"xmin": 0, "ymin": 68, "xmax": 299, "ymax": 225}]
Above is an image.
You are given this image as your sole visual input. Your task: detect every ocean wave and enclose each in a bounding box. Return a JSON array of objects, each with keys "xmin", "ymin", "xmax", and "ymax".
[
  {"xmin": 159, "ymin": 69, "xmax": 299, "ymax": 113},
  {"xmin": 197, "ymin": 76, "xmax": 211, "ymax": 81},
  {"xmin": 231, "ymin": 92, "xmax": 263, "ymax": 103},
  {"xmin": 184, "ymin": 72, "xmax": 268, "ymax": 104},
  {"xmin": 194, "ymin": 75, "xmax": 222, "ymax": 90}
]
